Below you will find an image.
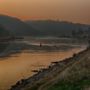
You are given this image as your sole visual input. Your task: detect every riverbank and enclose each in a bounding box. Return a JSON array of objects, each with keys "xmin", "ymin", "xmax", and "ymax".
[{"xmin": 10, "ymin": 46, "xmax": 89, "ymax": 90}]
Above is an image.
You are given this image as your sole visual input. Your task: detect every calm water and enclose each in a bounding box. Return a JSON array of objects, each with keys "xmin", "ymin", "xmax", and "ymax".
[{"xmin": 0, "ymin": 47, "xmax": 86, "ymax": 90}]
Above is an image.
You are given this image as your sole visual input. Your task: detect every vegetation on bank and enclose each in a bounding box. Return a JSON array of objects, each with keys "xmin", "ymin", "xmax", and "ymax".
[
  {"xmin": 47, "ymin": 51, "xmax": 90, "ymax": 90},
  {"xmin": 48, "ymin": 78, "xmax": 90, "ymax": 90},
  {"xmin": 25, "ymin": 78, "xmax": 90, "ymax": 90}
]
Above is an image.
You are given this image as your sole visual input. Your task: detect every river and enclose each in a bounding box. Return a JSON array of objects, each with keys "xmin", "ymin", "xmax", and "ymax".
[{"xmin": 0, "ymin": 46, "xmax": 86, "ymax": 90}]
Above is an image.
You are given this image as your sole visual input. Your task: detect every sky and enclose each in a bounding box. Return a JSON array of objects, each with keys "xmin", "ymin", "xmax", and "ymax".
[{"xmin": 0, "ymin": 0, "xmax": 90, "ymax": 24}]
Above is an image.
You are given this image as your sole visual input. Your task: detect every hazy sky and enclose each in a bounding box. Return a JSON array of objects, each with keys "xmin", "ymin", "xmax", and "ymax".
[{"xmin": 0, "ymin": 0, "xmax": 90, "ymax": 24}]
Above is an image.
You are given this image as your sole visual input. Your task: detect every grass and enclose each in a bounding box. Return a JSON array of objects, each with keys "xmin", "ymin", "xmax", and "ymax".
[
  {"xmin": 48, "ymin": 77, "xmax": 90, "ymax": 90},
  {"xmin": 26, "ymin": 81, "xmax": 46, "ymax": 90}
]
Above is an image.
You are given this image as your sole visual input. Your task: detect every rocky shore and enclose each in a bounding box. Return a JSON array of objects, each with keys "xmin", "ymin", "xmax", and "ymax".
[{"xmin": 10, "ymin": 47, "xmax": 89, "ymax": 90}]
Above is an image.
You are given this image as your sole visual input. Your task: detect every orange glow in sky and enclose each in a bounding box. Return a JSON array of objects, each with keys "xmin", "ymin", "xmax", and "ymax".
[{"xmin": 0, "ymin": 0, "xmax": 90, "ymax": 24}]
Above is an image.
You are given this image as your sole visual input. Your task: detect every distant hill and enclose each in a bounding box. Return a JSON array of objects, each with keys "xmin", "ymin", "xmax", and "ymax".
[
  {"xmin": 0, "ymin": 25, "xmax": 10, "ymax": 37},
  {"xmin": 0, "ymin": 15, "xmax": 90, "ymax": 37},
  {"xmin": 26, "ymin": 20, "xmax": 90, "ymax": 37},
  {"xmin": 0, "ymin": 15, "xmax": 38, "ymax": 36}
]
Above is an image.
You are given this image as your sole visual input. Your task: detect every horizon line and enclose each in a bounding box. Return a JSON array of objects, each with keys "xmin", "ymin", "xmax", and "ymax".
[{"xmin": 0, "ymin": 14, "xmax": 90, "ymax": 25}]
